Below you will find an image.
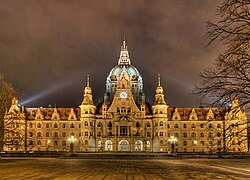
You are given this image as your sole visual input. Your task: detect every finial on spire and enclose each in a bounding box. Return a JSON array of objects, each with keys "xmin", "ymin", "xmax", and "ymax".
[
  {"xmin": 122, "ymin": 35, "xmax": 127, "ymax": 50},
  {"xmin": 158, "ymin": 74, "xmax": 161, "ymax": 87},
  {"xmin": 87, "ymin": 74, "xmax": 90, "ymax": 87}
]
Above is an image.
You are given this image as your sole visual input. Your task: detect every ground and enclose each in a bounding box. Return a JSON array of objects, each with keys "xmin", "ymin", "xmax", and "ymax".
[{"xmin": 0, "ymin": 158, "xmax": 250, "ymax": 179}]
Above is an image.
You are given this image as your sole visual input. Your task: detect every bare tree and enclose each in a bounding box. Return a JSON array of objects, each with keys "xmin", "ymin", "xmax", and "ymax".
[
  {"xmin": 196, "ymin": 0, "xmax": 250, "ymax": 108},
  {"xmin": 196, "ymin": 0, "xmax": 250, "ymax": 152},
  {"xmin": 0, "ymin": 73, "xmax": 19, "ymax": 150}
]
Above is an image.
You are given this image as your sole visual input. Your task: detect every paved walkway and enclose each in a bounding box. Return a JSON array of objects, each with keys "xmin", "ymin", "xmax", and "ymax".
[{"xmin": 0, "ymin": 158, "xmax": 250, "ymax": 179}]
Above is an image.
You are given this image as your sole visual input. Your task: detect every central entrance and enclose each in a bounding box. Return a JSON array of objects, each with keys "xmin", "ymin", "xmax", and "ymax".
[{"xmin": 118, "ymin": 140, "xmax": 129, "ymax": 151}]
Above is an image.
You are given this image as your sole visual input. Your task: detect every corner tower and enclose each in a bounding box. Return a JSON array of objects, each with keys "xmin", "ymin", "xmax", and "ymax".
[{"xmin": 105, "ymin": 39, "xmax": 144, "ymax": 102}]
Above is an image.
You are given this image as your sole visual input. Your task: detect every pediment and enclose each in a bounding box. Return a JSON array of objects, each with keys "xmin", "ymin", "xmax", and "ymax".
[{"xmin": 116, "ymin": 116, "xmax": 132, "ymax": 124}]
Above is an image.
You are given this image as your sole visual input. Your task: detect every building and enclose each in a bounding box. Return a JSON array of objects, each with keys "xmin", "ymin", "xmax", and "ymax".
[{"xmin": 3, "ymin": 40, "xmax": 248, "ymax": 153}]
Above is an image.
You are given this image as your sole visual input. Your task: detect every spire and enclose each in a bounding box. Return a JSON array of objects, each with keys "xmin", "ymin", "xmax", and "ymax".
[
  {"xmin": 87, "ymin": 74, "xmax": 90, "ymax": 87},
  {"xmin": 122, "ymin": 35, "xmax": 127, "ymax": 50},
  {"xmin": 158, "ymin": 74, "xmax": 161, "ymax": 87},
  {"xmin": 118, "ymin": 37, "xmax": 131, "ymax": 65}
]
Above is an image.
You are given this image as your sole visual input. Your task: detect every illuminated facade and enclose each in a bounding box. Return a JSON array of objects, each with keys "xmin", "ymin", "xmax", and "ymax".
[{"xmin": 3, "ymin": 40, "xmax": 248, "ymax": 153}]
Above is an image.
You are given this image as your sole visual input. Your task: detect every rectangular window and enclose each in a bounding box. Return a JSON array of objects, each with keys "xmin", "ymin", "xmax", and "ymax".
[
  {"xmin": 85, "ymin": 132, "xmax": 88, "ymax": 136},
  {"xmin": 120, "ymin": 126, "xmax": 127, "ymax": 136},
  {"xmin": 147, "ymin": 132, "xmax": 150, "ymax": 137},
  {"xmin": 160, "ymin": 132, "xmax": 163, "ymax": 136}
]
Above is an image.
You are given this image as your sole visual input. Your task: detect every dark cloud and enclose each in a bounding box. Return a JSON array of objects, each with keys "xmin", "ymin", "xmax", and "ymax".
[{"xmin": 0, "ymin": 0, "xmax": 223, "ymax": 107}]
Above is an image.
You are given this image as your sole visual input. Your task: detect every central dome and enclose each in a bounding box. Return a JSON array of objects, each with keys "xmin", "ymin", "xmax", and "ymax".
[
  {"xmin": 108, "ymin": 64, "xmax": 141, "ymax": 81},
  {"xmin": 104, "ymin": 40, "xmax": 144, "ymax": 102}
]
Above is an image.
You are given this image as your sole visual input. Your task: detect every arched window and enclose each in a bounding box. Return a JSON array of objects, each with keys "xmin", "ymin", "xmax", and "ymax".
[
  {"xmin": 217, "ymin": 132, "xmax": 221, "ymax": 137},
  {"xmin": 183, "ymin": 133, "xmax": 187, "ymax": 137},
  {"xmin": 37, "ymin": 140, "xmax": 41, "ymax": 145},
  {"xmin": 37, "ymin": 132, "xmax": 41, "ymax": 137},
  {"xmin": 46, "ymin": 132, "xmax": 49, "ymax": 137},
  {"xmin": 62, "ymin": 132, "xmax": 66, "ymax": 137},
  {"xmin": 183, "ymin": 141, "xmax": 187, "ymax": 146},
  {"xmin": 29, "ymin": 123, "xmax": 33, "ymax": 128},
  {"xmin": 159, "ymin": 121, "xmax": 164, "ymax": 126},
  {"xmin": 54, "ymin": 123, "xmax": 58, "ymax": 128},
  {"xmin": 217, "ymin": 124, "xmax": 221, "ymax": 128},
  {"xmin": 37, "ymin": 123, "xmax": 41, "ymax": 128},
  {"xmin": 85, "ymin": 140, "xmax": 88, "ymax": 145},
  {"xmin": 46, "ymin": 123, "xmax": 49, "ymax": 128},
  {"xmin": 209, "ymin": 123, "xmax": 213, "ymax": 129},
  {"xmin": 84, "ymin": 121, "xmax": 88, "ymax": 126},
  {"xmin": 63, "ymin": 124, "xmax": 66, "ymax": 128},
  {"xmin": 209, "ymin": 132, "xmax": 213, "ymax": 138},
  {"xmin": 54, "ymin": 141, "xmax": 58, "ymax": 146},
  {"xmin": 191, "ymin": 132, "xmax": 196, "ymax": 137},
  {"xmin": 105, "ymin": 140, "xmax": 112, "ymax": 151},
  {"xmin": 200, "ymin": 133, "xmax": 204, "ymax": 137},
  {"xmin": 97, "ymin": 122, "xmax": 102, "ymax": 127},
  {"xmin": 71, "ymin": 123, "xmax": 75, "ymax": 128},
  {"xmin": 183, "ymin": 124, "xmax": 187, "ymax": 128},
  {"xmin": 29, "ymin": 132, "xmax": 33, "ymax": 137},
  {"xmin": 174, "ymin": 132, "xmax": 179, "ymax": 137},
  {"xmin": 54, "ymin": 132, "xmax": 58, "ymax": 137},
  {"xmin": 200, "ymin": 124, "xmax": 204, "ymax": 128}
]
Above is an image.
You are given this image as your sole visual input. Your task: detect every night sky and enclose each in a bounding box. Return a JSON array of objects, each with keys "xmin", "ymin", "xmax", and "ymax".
[{"xmin": 0, "ymin": 0, "xmax": 223, "ymax": 108}]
